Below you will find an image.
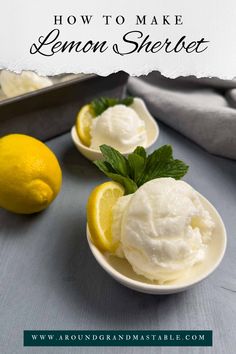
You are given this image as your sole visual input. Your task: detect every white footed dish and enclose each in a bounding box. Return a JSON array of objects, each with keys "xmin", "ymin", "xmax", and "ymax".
[
  {"xmin": 86, "ymin": 193, "xmax": 226, "ymax": 294},
  {"xmin": 71, "ymin": 97, "xmax": 159, "ymax": 161}
]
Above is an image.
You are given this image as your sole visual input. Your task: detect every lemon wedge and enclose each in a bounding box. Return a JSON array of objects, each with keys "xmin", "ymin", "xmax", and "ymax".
[
  {"xmin": 87, "ymin": 181, "xmax": 125, "ymax": 252},
  {"xmin": 75, "ymin": 104, "xmax": 94, "ymax": 147}
]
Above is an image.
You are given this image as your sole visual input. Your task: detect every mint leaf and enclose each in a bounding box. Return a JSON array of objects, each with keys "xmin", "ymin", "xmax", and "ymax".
[
  {"xmin": 128, "ymin": 153, "xmax": 146, "ymax": 183},
  {"xmin": 137, "ymin": 145, "xmax": 173, "ymax": 185},
  {"xmin": 94, "ymin": 160, "xmax": 137, "ymax": 195},
  {"xmin": 94, "ymin": 160, "xmax": 116, "ymax": 174},
  {"xmin": 129, "ymin": 147, "xmax": 147, "ymax": 182},
  {"xmin": 156, "ymin": 159, "xmax": 189, "ymax": 180},
  {"xmin": 138, "ymin": 145, "xmax": 188, "ymax": 185},
  {"xmin": 133, "ymin": 146, "xmax": 147, "ymax": 160},
  {"xmin": 146, "ymin": 145, "xmax": 173, "ymax": 164},
  {"xmin": 120, "ymin": 97, "xmax": 133, "ymax": 106},
  {"xmin": 100, "ymin": 144, "xmax": 129, "ymax": 177},
  {"xmin": 90, "ymin": 96, "xmax": 134, "ymax": 116},
  {"xmin": 94, "ymin": 144, "xmax": 189, "ymax": 195},
  {"xmin": 105, "ymin": 173, "xmax": 138, "ymax": 195}
]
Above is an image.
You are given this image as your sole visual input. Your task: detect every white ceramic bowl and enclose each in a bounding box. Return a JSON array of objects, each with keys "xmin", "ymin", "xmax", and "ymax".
[
  {"xmin": 71, "ymin": 98, "xmax": 159, "ymax": 161},
  {"xmin": 86, "ymin": 194, "xmax": 227, "ymax": 294}
]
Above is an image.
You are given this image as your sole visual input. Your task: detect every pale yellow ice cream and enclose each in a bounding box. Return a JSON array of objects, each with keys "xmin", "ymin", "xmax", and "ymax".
[
  {"xmin": 0, "ymin": 70, "xmax": 52, "ymax": 98},
  {"xmin": 112, "ymin": 178, "xmax": 214, "ymax": 283},
  {"xmin": 90, "ymin": 104, "xmax": 147, "ymax": 153}
]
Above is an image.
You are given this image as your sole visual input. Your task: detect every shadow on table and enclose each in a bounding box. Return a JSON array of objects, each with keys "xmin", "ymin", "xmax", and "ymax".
[
  {"xmin": 0, "ymin": 208, "xmax": 46, "ymax": 236},
  {"xmin": 61, "ymin": 145, "xmax": 107, "ymax": 183},
  {"xmin": 48, "ymin": 215, "xmax": 192, "ymax": 328}
]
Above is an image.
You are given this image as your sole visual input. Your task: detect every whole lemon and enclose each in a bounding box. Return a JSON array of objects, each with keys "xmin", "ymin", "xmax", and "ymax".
[{"xmin": 0, "ymin": 134, "xmax": 62, "ymax": 214}]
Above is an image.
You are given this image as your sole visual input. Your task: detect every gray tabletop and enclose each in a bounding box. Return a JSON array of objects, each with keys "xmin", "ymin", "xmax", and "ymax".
[{"xmin": 0, "ymin": 123, "xmax": 236, "ymax": 354}]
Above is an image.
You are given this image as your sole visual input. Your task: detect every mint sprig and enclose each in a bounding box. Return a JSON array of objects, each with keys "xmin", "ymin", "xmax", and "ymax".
[
  {"xmin": 94, "ymin": 144, "xmax": 189, "ymax": 195},
  {"xmin": 90, "ymin": 96, "xmax": 133, "ymax": 117}
]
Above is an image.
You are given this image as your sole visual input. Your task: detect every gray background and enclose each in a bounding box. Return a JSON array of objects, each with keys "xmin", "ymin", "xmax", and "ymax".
[{"xmin": 0, "ymin": 122, "xmax": 235, "ymax": 354}]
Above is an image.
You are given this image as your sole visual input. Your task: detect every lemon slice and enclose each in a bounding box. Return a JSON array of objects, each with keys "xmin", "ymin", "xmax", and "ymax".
[
  {"xmin": 75, "ymin": 104, "xmax": 94, "ymax": 147},
  {"xmin": 87, "ymin": 181, "xmax": 125, "ymax": 252}
]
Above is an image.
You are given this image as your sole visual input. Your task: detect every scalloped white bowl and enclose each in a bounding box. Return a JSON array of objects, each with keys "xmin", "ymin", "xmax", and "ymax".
[
  {"xmin": 71, "ymin": 97, "xmax": 159, "ymax": 161},
  {"xmin": 86, "ymin": 193, "xmax": 227, "ymax": 294}
]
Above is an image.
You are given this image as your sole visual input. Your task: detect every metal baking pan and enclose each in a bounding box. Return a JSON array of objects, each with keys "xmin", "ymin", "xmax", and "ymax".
[{"xmin": 0, "ymin": 71, "xmax": 129, "ymax": 141}]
